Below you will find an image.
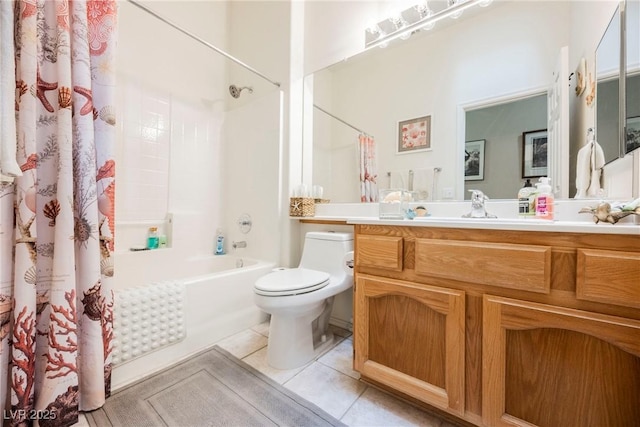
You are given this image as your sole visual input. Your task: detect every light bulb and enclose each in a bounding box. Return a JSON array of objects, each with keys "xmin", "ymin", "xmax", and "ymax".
[
  {"xmin": 367, "ymin": 24, "xmax": 381, "ymax": 35},
  {"xmin": 422, "ymin": 21, "xmax": 436, "ymax": 31},
  {"xmin": 448, "ymin": 0, "xmax": 464, "ymax": 19}
]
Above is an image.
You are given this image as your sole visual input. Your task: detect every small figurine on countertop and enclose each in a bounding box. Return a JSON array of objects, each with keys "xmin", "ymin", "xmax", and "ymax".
[{"xmin": 579, "ymin": 198, "xmax": 640, "ymax": 224}]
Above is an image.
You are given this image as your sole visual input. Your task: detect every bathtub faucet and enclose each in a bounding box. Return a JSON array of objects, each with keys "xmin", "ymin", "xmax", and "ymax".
[{"xmin": 232, "ymin": 241, "xmax": 247, "ymax": 249}]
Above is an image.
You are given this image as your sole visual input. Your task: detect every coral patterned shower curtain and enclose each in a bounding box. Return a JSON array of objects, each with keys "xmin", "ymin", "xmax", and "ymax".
[
  {"xmin": 358, "ymin": 134, "xmax": 377, "ymax": 202},
  {"xmin": 0, "ymin": 1, "xmax": 117, "ymax": 425}
]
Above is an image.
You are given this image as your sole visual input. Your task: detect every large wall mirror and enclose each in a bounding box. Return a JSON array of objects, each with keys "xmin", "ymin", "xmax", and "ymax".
[
  {"xmin": 626, "ymin": 0, "xmax": 640, "ymax": 155},
  {"xmin": 596, "ymin": 5, "xmax": 622, "ymax": 164},
  {"xmin": 304, "ymin": 1, "xmax": 634, "ymax": 203},
  {"xmin": 596, "ymin": 0, "xmax": 640, "ymax": 159}
]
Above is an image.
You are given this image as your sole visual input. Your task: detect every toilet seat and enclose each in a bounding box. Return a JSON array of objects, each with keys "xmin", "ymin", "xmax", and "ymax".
[{"xmin": 254, "ymin": 268, "xmax": 330, "ymax": 296}]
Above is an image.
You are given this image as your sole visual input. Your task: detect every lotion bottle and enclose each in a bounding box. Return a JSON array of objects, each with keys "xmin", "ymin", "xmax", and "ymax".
[
  {"xmin": 517, "ymin": 179, "xmax": 536, "ymax": 218},
  {"xmin": 534, "ymin": 177, "xmax": 554, "ymax": 220}
]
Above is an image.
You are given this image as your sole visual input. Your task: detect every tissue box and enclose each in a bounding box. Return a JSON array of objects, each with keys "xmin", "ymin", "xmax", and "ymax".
[{"xmin": 289, "ymin": 197, "xmax": 315, "ymax": 217}]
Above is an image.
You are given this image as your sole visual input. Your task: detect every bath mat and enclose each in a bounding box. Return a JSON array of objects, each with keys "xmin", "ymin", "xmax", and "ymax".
[{"xmin": 85, "ymin": 345, "xmax": 346, "ymax": 427}]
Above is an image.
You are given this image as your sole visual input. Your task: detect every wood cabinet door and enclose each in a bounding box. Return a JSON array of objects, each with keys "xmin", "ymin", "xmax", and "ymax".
[
  {"xmin": 354, "ymin": 274, "xmax": 465, "ymax": 415},
  {"xmin": 483, "ymin": 295, "xmax": 640, "ymax": 427}
]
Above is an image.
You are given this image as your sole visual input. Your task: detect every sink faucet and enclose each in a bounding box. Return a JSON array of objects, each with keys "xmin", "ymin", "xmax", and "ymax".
[{"xmin": 462, "ymin": 190, "xmax": 497, "ymax": 218}]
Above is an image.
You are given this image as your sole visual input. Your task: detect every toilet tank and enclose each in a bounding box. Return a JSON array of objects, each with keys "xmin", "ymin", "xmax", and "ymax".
[{"xmin": 299, "ymin": 231, "xmax": 354, "ymax": 275}]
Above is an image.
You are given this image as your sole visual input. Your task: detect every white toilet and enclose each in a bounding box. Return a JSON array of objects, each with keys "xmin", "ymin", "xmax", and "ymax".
[{"xmin": 253, "ymin": 231, "xmax": 354, "ymax": 369}]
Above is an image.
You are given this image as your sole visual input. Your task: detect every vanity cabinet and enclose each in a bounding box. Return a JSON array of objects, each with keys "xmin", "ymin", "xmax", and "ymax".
[
  {"xmin": 354, "ymin": 274, "xmax": 465, "ymax": 415},
  {"xmin": 352, "ymin": 224, "xmax": 640, "ymax": 427}
]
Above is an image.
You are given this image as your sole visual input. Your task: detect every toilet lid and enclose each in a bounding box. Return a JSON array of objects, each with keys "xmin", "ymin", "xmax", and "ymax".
[{"xmin": 254, "ymin": 268, "xmax": 330, "ymax": 296}]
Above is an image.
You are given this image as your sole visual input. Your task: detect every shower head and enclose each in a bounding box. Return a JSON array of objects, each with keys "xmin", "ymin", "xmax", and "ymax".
[{"xmin": 229, "ymin": 85, "xmax": 253, "ymax": 99}]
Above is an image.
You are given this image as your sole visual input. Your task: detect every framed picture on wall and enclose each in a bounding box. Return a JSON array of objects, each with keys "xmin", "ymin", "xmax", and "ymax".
[
  {"xmin": 464, "ymin": 140, "xmax": 485, "ymax": 181},
  {"xmin": 397, "ymin": 115, "xmax": 431, "ymax": 154},
  {"xmin": 522, "ymin": 129, "xmax": 548, "ymax": 178},
  {"xmin": 626, "ymin": 116, "xmax": 640, "ymax": 153}
]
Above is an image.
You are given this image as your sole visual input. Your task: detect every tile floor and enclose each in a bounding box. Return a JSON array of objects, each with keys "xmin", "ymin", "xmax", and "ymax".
[
  {"xmin": 75, "ymin": 321, "xmax": 461, "ymax": 427},
  {"xmin": 215, "ymin": 321, "xmax": 460, "ymax": 427}
]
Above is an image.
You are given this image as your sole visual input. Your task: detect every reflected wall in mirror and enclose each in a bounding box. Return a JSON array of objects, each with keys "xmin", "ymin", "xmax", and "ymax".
[
  {"xmin": 306, "ymin": 1, "xmax": 572, "ymax": 203},
  {"xmin": 596, "ymin": 4, "xmax": 621, "ymax": 163},
  {"xmin": 626, "ymin": 0, "xmax": 640, "ymax": 154},
  {"xmin": 464, "ymin": 94, "xmax": 547, "ymax": 199}
]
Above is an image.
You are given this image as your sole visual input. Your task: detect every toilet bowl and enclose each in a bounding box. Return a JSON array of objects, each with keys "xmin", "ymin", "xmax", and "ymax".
[{"xmin": 253, "ymin": 231, "xmax": 354, "ymax": 369}]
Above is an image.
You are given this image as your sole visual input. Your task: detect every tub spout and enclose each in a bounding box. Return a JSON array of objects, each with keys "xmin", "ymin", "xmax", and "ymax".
[{"xmin": 232, "ymin": 241, "xmax": 247, "ymax": 249}]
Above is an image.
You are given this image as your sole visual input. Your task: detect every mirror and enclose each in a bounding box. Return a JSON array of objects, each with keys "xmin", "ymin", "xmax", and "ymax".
[
  {"xmin": 626, "ymin": 0, "xmax": 640, "ymax": 154},
  {"xmin": 464, "ymin": 94, "xmax": 547, "ymax": 199},
  {"xmin": 595, "ymin": 5, "xmax": 622, "ymax": 163},
  {"xmin": 305, "ymin": 1, "xmax": 630, "ymax": 203}
]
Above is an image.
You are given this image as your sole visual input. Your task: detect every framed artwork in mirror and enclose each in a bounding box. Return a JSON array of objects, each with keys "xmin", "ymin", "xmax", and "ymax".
[
  {"xmin": 626, "ymin": 116, "xmax": 640, "ymax": 153},
  {"xmin": 397, "ymin": 115, "xmax": 431, "ymax": 154},
  {"xmin": 464, "ymin": 140, "xmax": 485, "ymax": 181},
  {"xmin": 522, "ymin": 129, "xmax": 548, "ymax": 178}
]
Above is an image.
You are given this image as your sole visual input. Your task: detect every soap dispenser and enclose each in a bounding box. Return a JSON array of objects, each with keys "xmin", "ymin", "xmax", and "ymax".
[
  {"xmin": 517, "ymin": 179, "xmax": 536, "ymax": 218},
  {"xmin": 534, "ymin": 177, "xmax": 554, "ymax": 220}
]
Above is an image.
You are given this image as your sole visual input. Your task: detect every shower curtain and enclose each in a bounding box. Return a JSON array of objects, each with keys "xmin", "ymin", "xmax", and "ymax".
[
  {"xmin": 0, "ymin": 1, "xmax": 117, "ymax": 425},
  {"xmin": 358, "ymin": 134, "xmax": 377, "ymax": 202}
]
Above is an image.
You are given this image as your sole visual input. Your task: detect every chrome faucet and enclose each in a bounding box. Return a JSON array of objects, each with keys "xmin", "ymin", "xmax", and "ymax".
[
  {"xmin": 462, "ymin": 190, "xmax": 497, "ymax": 218},
  {"xmin": 232, "ymin": 241, "xmax": 247, "ymax": 249}
]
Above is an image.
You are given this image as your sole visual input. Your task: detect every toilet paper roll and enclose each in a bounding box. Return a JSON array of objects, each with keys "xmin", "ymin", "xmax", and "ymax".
[{"xmin": 343, "ymin": 251, "xmax": 354, "ymax": 276}]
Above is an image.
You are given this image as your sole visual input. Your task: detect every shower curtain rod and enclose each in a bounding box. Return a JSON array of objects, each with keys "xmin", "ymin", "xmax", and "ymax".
[
  {"xmin": 127, "ymin": 0, "xmax": 281, "ymax": 88},
  {"xmin": 313, "ymin": 104, "xmax": 372, "ymax": 137}
]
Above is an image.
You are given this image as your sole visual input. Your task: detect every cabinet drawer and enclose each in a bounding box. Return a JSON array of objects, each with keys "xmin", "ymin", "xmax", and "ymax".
[
  {"xmin": 415, "ymin": 239, "xmax": 551, "ymax": 293},
  {"xmin": 356, "ymin": 235, "xmax": 403, "ymax": 271},
  {"xmin": 577, "ymin": 249, "xmax": 640, "ymax": 309}
]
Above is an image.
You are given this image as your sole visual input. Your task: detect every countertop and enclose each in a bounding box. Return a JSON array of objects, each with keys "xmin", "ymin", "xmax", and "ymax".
[
  {"xmin": 301, "ymin": 201, "xmax": 640, "ymax": 235},
  {"xmin": 345, "ymin": 216, "xmax": 640, "ymax": 235}
]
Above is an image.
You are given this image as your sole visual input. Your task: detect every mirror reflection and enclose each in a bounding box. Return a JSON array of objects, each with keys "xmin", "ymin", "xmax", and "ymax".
[
  {"xmin": 307, "ymin": 1, "xmax": 570, "ymax": 203},
  {"xmin": 464, "ymin": 94, "xmax": 547, "ymax": 199},
  {"xmin": 596, "ymin": 5, "xmax": 621, "ymax": 163},
  {"xmin": 626, "ymin": 0, "xmax": 640, "ymax": 154},
  {"xmin": 306, "ymin": 1, "xmax": 635, "ymax": 203}
]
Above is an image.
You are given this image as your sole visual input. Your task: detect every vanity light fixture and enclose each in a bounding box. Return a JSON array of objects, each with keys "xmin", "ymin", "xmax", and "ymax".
[{"xmin": 365, "ymin": 0, "xmax": 492, "ymax": 49}]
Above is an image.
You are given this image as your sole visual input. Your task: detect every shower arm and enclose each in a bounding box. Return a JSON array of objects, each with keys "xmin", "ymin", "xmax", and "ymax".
[{"xmin": 127, "ymin": 0, "xmax": 281, "ymax": 88}]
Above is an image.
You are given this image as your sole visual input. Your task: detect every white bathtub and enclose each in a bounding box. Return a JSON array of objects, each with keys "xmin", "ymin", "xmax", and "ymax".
[{"xmin": 111, "ymin": 251, "xmax": 275, "ymax": 390}]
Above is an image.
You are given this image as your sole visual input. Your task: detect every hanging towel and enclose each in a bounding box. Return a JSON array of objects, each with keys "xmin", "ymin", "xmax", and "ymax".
[
  {"xmin": 587, "ymin": 140, "xmax": 605, "ymax": 197},
  {"xmin": 411, "ymin": 168, "xmax": 433, "ymax": 201},
  {"xmin": 0, "ymin": 0, "xmax": 22, "ymax": 182},
  {"xmin": 574, "ymin": 129, "xmax": 604, "ymax": 198}
]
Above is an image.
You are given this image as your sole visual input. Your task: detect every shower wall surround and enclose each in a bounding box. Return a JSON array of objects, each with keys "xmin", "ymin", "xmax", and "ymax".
[{"xmin": 115, "ymin": 75, "xmax": 225, "ymax": 254}]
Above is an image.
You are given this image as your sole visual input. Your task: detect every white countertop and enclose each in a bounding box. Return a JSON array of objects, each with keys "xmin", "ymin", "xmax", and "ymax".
[
  {"xmin": 305, "ymin": 201, "xmax": 640, "ymax": 235},
  {"xmin": 345, "ymin": 216, "xmax": 639, "ymax": 235}
]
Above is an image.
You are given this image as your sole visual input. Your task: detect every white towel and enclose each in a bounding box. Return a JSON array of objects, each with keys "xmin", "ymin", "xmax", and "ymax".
[
  {"xmin": 0, "ymin": 1, "xmax": 22, "ymax": 182},
  {"xmin": 574, "ymin": 143, "xmax": 591, "ymax": 198},
  {"xmin": 411, "ymin": 168, "xmax": 433, "ymax": 201},
  {"xmin": 574, "ymin": 140, "xmax": 604, "ymax": 198},
  {"xmin": 587, "ymin": 140, "xmax": 605, "ymax": 197}
]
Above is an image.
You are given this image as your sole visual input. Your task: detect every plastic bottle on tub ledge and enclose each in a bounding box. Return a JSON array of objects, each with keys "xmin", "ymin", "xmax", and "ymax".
[
  {"xmin": 215, "ymin": 228, "xmax": 225, "ymax": 255},
  {"xmin": 147, "ymin": 227, "xmax": 159, "ymax": 249}
]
